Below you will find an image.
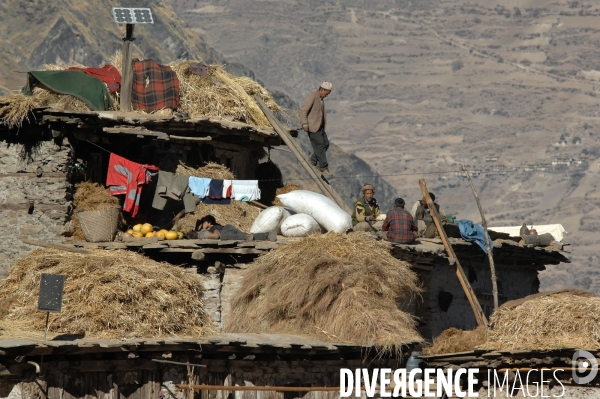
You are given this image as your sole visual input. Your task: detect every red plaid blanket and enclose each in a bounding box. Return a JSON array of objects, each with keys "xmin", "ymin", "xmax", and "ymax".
[{"xmin": 131, "ymin": 59, "xmax": 180, "ymax": 112}]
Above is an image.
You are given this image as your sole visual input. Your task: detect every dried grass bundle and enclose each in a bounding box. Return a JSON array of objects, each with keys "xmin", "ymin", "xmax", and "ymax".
[
  {"xmin": 423, "ymin": 326, "xmax": 487, "ymax": 355},
  {"xmin": 225, "ymin": 232, "xmax": 423, "ymax": 353},
  {"xmin": 72, "ymin": 182, "xmax": 120, "ymax": 241},
  {"xmin": 486, "ymin": 291, "xmax": 600, "ymax": 350},
  {"xmin": 170, "ymin": 61, "xmax": 281, "ymax": 127},
  {"xmin": 0, "ymin": 94, "xmax": 41, "ymax": 128},
  {"xmin": 0, "ymin": 249, "xmax": 215, "ymax": 339},
  {"xmin": 176, "ymin": 161, "xmax": 235, "ymax": 180},
  {"xmin": 272, "ymin": 184, "xmax": 301, "ymax": 206}
]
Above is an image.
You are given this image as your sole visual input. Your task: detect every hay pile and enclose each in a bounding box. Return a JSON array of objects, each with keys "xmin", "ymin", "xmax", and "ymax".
[
  {"xmin": 272, "ymin": 184, "xmax": 301, "ymax": 206},
  {"xmin": 0, "ymin": 249, "xmax": 215, "ymax": 339},
  {"xmin": 486, "ymin": 290, "xmax": 600, "ymax": 350},
  {"xmin": 72, "ymin": 182, "xmax": 121, "ymax": 241},
  {"xmin": 425, "ymin": 290, "xmax": 600, "ymax": 354},
  {"xmin": 225, "ymin": 232, "xmax": 423, "ymax": 353},
  {"xmin": 423, "ymin": 326, "xmax": 487, "ymax": 355},
  {"xmin": 0, "ymin": 55, "xmax": 283, "ymax": 129},
  {"xmin": 174, "ymin": 162, "xmax": 260, "ymax": 232}
]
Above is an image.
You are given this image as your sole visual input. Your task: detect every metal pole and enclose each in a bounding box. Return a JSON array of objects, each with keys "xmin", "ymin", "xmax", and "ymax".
[
  {"xmin": 120, "ymin": 23, "xmax": 135, "ymax": 111},
  {"xmin": 462, "ymin": 164, "xmax": 499, "ymax": 310}
]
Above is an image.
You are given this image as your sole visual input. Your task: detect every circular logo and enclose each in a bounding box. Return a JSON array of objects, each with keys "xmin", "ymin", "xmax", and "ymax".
[{"xmin": 572, "ymin": 350, "xmax": 598, "ymax": 384}]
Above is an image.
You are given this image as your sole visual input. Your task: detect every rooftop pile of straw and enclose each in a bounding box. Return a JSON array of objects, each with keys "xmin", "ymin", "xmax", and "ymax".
[
  {"xmin": 0, "ymin": 55, "xmax": 282, "ymax": 129},
  {"xmin": 486, "ymin": 290, "xmax": 600, "ymax": 350},
  {"xmin": 174, "ymin": 162, "xmax": 260, "ymax": 232},
  {"xmin": 272, "ymin": 184, "xmax": 301, "ymax": 206},
  {"xmin": 225, "ymin": 232, "xmax": 423, "ymax": 353},
  {"xmin": 423, "ymin": 326, "xmax": 487, "ymax": 355},
  {"xmin": 72, "ymin": 181, "xmax": 121, "ymax": 241},
  {"xmin": 424, "ymin": 290, "xmax": 599, "ymax": 354},
  {"xmin": 0, "ymin": 249, "xmax": 214, "ymax": 340}
]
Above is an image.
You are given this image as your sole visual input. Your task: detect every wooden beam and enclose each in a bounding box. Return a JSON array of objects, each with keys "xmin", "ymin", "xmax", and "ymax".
[
  {"xmin": 103, "ymin": 127, "xmax": 169, "ymax": 139},
  {"xmin": 21, "ymin": 239, "xmax": 91, "ymax": 254},
  {"xmin": 419, "ymin": 178, "xmax": 488, "ymax": 327},
  {"xmin": 120, "ymin": 23, "xmax": 135, "ymax": 112}
]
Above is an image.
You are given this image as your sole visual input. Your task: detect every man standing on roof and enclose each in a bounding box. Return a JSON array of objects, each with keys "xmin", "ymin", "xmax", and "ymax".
[
  {"xmin": 382, "ymin": 198, "xmax": 417, "ymax": 244},
  {"xmin": 300, "ymin": 82, "xmax": 332, "ymax": 176},
  {"xmin": 352, "ymin": 183, "xmax": 382, "ymax": 231}
]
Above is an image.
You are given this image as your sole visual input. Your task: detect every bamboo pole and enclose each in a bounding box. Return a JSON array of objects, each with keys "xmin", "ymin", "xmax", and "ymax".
[
  {"xmin": 462, "ymin": 164, "xmax": 499, "ymax": 310},
  {"xmin": 419, "ymin": 179, "xmax": 488, "ymax": 327},
  {"xmin": 255, "ymin": 96, "xmax": 351, "ymax": 212}
]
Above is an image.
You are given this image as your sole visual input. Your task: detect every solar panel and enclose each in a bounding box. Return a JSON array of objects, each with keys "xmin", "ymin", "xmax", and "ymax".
[{"xmin": 112, "ymin": 7, "xmax": 154, "ymax": 24}]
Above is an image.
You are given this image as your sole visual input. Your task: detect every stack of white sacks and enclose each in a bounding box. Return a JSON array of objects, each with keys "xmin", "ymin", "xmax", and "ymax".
[{"xmin": 250, "ymin": 190, "xmax": 352, "ymax": 237}]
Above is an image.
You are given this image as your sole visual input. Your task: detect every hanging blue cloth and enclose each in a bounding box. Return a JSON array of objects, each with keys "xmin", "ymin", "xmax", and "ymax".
[{"xmin": 456, "ymin": 219, "xmax": 493, "ymax": 254}]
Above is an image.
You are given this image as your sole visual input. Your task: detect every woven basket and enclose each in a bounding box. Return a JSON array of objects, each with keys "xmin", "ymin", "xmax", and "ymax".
[{"xmin": 77, "ymin": 207, "xmax": 121, "ymax": 242}]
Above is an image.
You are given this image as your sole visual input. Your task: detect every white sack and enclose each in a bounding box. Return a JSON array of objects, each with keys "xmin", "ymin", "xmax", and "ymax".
[
  {"xmin": 280, "ymin": 213, "xmax": 321, "ymax": 237},
  {"xmin": 250, "ymin": 206, "xmax": 288, "ymax": 234},
  {"xmin": 277, "ymin": 190, "xmax": 352, "ymax": 233}
]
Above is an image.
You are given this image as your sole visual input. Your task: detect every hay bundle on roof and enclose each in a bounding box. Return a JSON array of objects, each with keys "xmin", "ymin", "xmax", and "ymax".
[
  {"xmin": 225, "ymin": 233, "xmax": 423, "ymax": 353},
  {"xmin": 423, "ymin": 326, "xmax": 487, "ymax": 355},
  {"xmin": 0, "ymin": 54, "xmax": 283, "ymax": 129},
  {"xmin": 174, "ymin": 162, "xmax": 260, "ymax": 232},
  {"xmin": 0, "ymin": 249, "xmax": 215, "ymax": 340},
  {"xmin": 486, "ymin": 290, "xmax": 600, "ymax": 350},
  {"xmin": 72, "ymin": 182, "xmax": 121, "ymax": 241}
]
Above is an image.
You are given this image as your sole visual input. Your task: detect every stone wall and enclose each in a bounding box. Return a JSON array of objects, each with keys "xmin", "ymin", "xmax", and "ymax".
[{"xmin": 0, "ymin": 138, "xmax": 73, "ymax": 279}]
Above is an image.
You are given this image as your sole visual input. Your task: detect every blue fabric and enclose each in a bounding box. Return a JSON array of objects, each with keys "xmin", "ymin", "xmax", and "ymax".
[
  {"xmin": 456, "ymin": 219, "xmax": 493, "ymax": 254},
  {"xmin": 188, "ymin": 177, "xmax": 211, "ymax": 198}
]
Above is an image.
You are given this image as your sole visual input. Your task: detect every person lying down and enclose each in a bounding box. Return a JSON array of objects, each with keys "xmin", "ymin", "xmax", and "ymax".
[{"xmin": 188, "ymin": 215, "xmax": 277, "ymax": 241}]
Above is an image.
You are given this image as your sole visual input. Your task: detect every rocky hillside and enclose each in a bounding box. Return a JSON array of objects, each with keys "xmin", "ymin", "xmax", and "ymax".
[
  {"xmin": 0, "ymin": 0, "xmax": 398, "ymax": 210},
  {"xmin": 169, "ymin": 0, "xmax": 600, "ymax": 293}
]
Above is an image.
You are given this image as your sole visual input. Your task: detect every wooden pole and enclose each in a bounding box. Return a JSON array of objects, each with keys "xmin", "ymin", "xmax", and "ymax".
[
  {"xmin": 120, "ymin": 23, "xmax": 135, "ymax": 112},
  {"xmin": 255, "ymin": 96, "xmax": 350, "ymax": 212},
  {"xmin": 419, "ymin": 179, "xmax": 488, "ymax": 327},
  {"xmin": 462, "ymin": 164, "xmax": 499, "ymax": 310},
  {"xmin": 177, "ymin": 385, "xmax": 342, "ymax": 392}
]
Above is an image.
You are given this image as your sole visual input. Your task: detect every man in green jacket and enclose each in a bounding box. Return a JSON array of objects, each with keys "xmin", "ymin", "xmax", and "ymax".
[
  {"xmin": 300, "ymin": 82, "xmax": 332, "ymax": 175},
  {"xmin": 351, "ymin": 184, "xmax": 383, "ymax": 232}
]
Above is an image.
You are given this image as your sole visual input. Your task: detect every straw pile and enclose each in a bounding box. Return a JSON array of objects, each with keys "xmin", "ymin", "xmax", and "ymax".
[
  {"xmin": 0, "ymin": 55, "xmax": 283, "ymax": 129},
  {"xmin": 486, "ymin": 290, "xmax": 600, "ymax": 350},
  {"xmin": 0, "ymin": 249, "xmax": 215, "ymax": 339},
  {"xmin": 170, "ymin": 61, "xmax": 282, "ymax": 127},
  {"xmin": 72, "ymin": 182, "xmax": 121, "ymax": 241},
  {"xmin": 272, "ymin": 184, "xmax": 301, "ymax": 206},
  {"xmin": 424, "ymin": 290, "xmax": 600, "ymax": 354},
  {"xmin": 423, "ymin": 326, "xmax": 487, "ymax": 355},
  {"xmin": 174, "ymin": 162, "xmax": 260, "ymax": 232},
  {"xmin": 225, "ymin": 232, "xmax": 423, "ymax": 353}
]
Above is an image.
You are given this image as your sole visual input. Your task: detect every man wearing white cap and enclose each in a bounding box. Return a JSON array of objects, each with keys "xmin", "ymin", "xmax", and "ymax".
[{"xmin": 300, "ymin": 82, "xmax": 333, "ymax": 175}]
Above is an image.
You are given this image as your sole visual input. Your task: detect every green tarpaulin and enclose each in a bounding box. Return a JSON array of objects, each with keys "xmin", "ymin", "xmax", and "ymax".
[{"xmin": 23, "ymin": 70, "xmax": 112, "ymax": 111}]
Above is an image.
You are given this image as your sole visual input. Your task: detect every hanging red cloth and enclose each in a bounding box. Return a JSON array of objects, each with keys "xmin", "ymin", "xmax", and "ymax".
[
  {"xmin": 68, "ymin": 64, "xmax": 122, "ymax": 93},
  {"xmin": 106, "ymin": 153, "xmax": 158, "ymax": 217}
]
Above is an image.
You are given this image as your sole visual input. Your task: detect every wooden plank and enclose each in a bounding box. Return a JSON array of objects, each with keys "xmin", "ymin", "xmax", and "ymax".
[
  {"xmin": 419, "ymin": 179, "xmax": 488, "ymax": 327},
  {"xmin": 200, "ymin": 248, "xmax": 264, "ymax": 255},
  {"xmin": 0, "ymin": 172, "xmax": 67, "ymax": 178},
  {"xmin": 170, "ymin": 134, "xmax": 212, "ymax": 141},
  {"xmin": 160, "ymin": 248, "xmax": 197, "ymax": 253},
  {"xmin": 103, "ymin": 127, "xmax": 169, "ymax": 140},
  {"xmin": 21, "ymin": 239, "xmax": 91, "ymax": 254}
]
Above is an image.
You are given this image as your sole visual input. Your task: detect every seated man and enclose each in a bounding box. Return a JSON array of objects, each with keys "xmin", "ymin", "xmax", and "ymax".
[
  {"xmin": 191, "ymin": 215, "xmax": 276, "ymax": 241},
  {"xmin": 382, "ymin": 198, "xmax": 417, "ymax": 244},
  {"xmin": 351, "ymin": 184, "xmax": 383, "ymax": 232},
  {"xmin": 411, "ymin": 192, "xmax": 445, "ymax": 236}
]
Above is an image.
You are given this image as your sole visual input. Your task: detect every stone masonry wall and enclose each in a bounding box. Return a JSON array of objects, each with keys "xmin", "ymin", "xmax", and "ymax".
[{"xmin": 0, "ymin": 138, "xmax": 73, "ymax": 279}]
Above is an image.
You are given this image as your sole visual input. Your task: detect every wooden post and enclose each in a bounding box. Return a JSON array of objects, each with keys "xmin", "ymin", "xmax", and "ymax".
[
  {"xmin": 462, "ymin": 164, "xmax": 499, "ymax": 310},
  {"xmin": 255, "ymin": 96, "xmax": 351, "ymax": 212},
  {"xmin": 120, "ymin": 23, "xmax": 135, "ymax": 112},
  {"xmin": 419, "ymin": 179, "xmax": 488, "ymax": 327}
]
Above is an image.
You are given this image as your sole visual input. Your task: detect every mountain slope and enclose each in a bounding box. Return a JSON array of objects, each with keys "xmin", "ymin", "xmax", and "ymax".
[{"xmin": 169, "ymin": 0, "xmax": 600, "ymax": 293}]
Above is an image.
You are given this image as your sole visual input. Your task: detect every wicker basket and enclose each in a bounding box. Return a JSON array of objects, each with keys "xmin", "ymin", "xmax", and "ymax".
[{"xmin": 77, "ymin": 207, "xmax": 121, "ymax": 242}]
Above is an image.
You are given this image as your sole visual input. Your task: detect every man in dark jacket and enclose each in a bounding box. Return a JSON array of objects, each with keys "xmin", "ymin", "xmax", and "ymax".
[
  {"xmin": 300, "ymin": 82, "xmax": 332, "ymax": 175},
  {"xmin": 191, "ymin": 215, "xmax": 276, "ymax": 241}
]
